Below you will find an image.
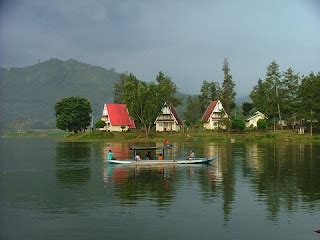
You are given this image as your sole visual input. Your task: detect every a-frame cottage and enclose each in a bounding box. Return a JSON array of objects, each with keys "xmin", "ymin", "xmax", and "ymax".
[
  {"xmin": 201, "ymin": 100, "xmax": 229, "ymax": 130},
  {"xmin": 245, "ymin": 111, "xmax": 266, "ymax": 128},
  {"xmin": 101, "ymin": 103, "xmax": 136, "ymax": 132},
  {"xmin": 155, "ymin": 102, "xmax": 183, "ymax": 131}
]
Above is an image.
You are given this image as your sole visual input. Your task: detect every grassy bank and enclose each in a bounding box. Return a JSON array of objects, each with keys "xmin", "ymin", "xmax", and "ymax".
[
  {"xmin": 3, "ymin": 129, "xmax": 68, "ymax": 139},
  {"xmin": 3, "ymin": 129, "xmax": 320, "ymax": 143},
  {"xmin": 65, "ymin": 130, "xmax": 320, "ymax": 143}
]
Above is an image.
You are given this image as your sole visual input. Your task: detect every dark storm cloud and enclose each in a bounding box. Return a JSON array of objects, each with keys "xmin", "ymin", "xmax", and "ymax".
[{"xmin": 1, "ymin": 0, "xmax": 319, "ymax": 96}]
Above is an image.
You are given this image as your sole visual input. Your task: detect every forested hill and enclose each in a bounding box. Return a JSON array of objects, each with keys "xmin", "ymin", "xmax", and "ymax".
[{"xmin": 0, "ymin": 58, "xmax": 121, "ymax": 130}]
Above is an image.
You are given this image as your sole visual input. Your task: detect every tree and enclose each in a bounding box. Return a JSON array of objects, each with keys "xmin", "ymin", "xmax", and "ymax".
[
  {"xmin": 198, "ymin": 80, "xmax": 220, "ymax": 114},
  {"xmin": 95, "ymin": 119, "xmax": 106, "ymax": 129},
  {"xmin": 299, "ymin": 73, "xmax": 320, "ymax": 135},
  {"xmin": 220, "ymin": 59, "xmax": 236, "ymax": 115},
  {"xmin": 55, "ymin": 97, "xmax": 92, "ymax": 133},
  {"xmin": 156, "ymin": 71, "xmax": 181, "ymax": 107},
  {"xmin": 265, "ymin": 60, "xmax": 283, "ymax": 129},
  {"xmin": 184, "ymin": 96, "xmax": 202, "ymax": 126},
  {"xmin": 250, "ymin": 79, "xmax": 269, "ymax": 114},
  {"xmin": 257, "ymin": 119, "xmax": 267, "ymax": 131},
  {"xmin": 241, "ymin": 102, "xmax": 254, "ymax": 117},
  {"xmin": 114, "ymin": 73, "xmax": 138, "ymax": 103},
  {"xmin": 122, "ymin": 74, "xmax": 163, "ymax": 137},
  {"xmin": 281, "ymin": 68, "xmax": 300, "ymax": 118},
  {"xmin": 231, "ymin": 118, "xmax": 245, "ymax": 132}
]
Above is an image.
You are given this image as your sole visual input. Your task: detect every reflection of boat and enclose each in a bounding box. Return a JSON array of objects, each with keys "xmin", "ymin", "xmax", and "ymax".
[{"xmin": 106, "ymin": 145, "xmax": 217, "ymax": 165}]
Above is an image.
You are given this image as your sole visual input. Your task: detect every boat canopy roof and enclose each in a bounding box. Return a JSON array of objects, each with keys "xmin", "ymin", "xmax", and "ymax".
[{"xmin": 130, "ymin": 145, "xmax": 173, "ymax": 151}]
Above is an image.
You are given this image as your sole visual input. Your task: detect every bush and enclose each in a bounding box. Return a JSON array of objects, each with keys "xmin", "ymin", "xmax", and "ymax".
[
  {"xmin": 257, "ymin": 119, "xmax": 267, "ymax": 131},
  {"xmin": 231, "ymin": 118, "xmax": 245, "ymax": 132},
  {"xmin": 95, "ymin": 119, "xmax": 106, "ymax": 129}
]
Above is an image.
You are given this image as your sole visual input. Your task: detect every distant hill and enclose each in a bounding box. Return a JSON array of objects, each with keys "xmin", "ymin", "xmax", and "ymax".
[
  {"xmin": 0, "ymin": 59, "xmax": 121, "ymax": 130},
  {"xmin": 0, "ymin": 58, "xmax": 248, "ymax": 131}
]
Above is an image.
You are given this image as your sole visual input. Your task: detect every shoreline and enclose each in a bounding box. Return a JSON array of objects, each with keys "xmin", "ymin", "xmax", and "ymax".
[{"xmin": 2, "ymin": 129, "xmax": 320, "ymax": 143}]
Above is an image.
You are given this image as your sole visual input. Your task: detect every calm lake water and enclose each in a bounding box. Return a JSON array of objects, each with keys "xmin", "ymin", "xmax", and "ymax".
[{"xmin": 0, "ymin": 138, "xmax": 320, "ymax": 240}]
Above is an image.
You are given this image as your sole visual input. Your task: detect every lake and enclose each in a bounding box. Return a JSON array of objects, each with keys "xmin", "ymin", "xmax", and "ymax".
[{"xmin": 0, "ymin": 138, "xmax": 319, "ymax": 240}]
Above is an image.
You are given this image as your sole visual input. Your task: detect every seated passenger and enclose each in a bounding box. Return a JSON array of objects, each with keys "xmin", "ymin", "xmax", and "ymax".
[
  {"xmin": 134, "ymin": 153, "xmax": 141, "ymax": 161},
  {"xmin": 188, "ymin": 150, "xmax": 195, "ymax": 159},
  {"xmin": 145, "ymin": 151, "xmax": 152, "ymax": 160},
  {"xmin": 158, "ymin": 153, "xmax": 164, "ymax": 160}
]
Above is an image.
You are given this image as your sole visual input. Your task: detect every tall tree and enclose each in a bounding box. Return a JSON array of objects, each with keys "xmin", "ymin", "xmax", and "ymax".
[
  {"xmin": 265, "ymin": 60, "xmax": 283, "ymax": 129},
  {"xmin": 184, "ymin": 96, "xmax": 202, "ymax": 126},
  {"xmin": 198, "ymin": 80, "xmax": 220, "ymax": 114},
  {"xmin": 156, "ymin": 71, "xmax": 180, "ymax": 107},
  {"xmin": 241, "ymin": 102, "xmax": 254, "ymax": 117},
  {"xmin": 220, "ymin": 59, "xmax": 236, "ymax": 115},
  {"xmin": 281, "ymin": 67, "xmax": 300, "ymax": 118},
  {"xmin": 122, "ymin": 73, "xmax": 168, "ymax": 137},
  {"xmin": 299, "ymin": 73, "xmax": 320, "ymax": 135},
  {"xmin": 250, "ymin": 79, "xmax": 269, "ymax": 114},
  {"xmin": 114, "ymin": 73, "xmax": 138, "ymax": 103},
  {"xmin": 55, "ymin": 96, "xmax": 92, "ymax": 133}
]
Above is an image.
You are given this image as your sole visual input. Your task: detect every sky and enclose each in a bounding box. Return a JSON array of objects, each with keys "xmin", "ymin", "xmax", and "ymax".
[{"xmin": 1, "ymin": 0, "xmax": 319, "ymax": 97}]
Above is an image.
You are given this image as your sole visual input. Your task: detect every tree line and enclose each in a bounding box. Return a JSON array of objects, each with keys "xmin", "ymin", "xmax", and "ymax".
[
  {"xmin": 54, "ymin": 59, "xmax": 320, "ymax": 134},
  {"xmin": 249, "ymin": 61, "xmax": 320, "ymax": 131}
]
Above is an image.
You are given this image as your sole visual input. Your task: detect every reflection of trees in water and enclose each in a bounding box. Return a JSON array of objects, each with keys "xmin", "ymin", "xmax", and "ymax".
[
  {"xmin": 197, "ymin": 143, "xmax": 236, "ymax": 223},
  {"xmin": 244, "ymin": 143, "xmax": 320, "ymax": 220},
  {"xmin": 110, "ymin": 166, "xmax": 178, "ymax": 209},
  {"xmin": 56, "ymin": 142, "xmax": 92, "ymax": 188}
]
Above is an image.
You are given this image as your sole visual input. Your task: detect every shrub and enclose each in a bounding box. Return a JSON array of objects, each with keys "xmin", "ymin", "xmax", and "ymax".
[
  {"xmin": 95, "ymin": 119, "xmax": 106, "ymax": 129},
  {"xmin": 257, "ymin": 119, "xmax": 267, "ymax": 131},
  {"xmin": 231, "ymin": 118, "xmax": 245, "ymax": 132}
]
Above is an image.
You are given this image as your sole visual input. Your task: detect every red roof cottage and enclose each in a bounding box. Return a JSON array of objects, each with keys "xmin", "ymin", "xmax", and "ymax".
[
  {"xmin": 101, "ymin": 103, "xmax": 136, "ymax": 132},
  {"xmin": 201, "ymin": 100, "xmax": 229, "ymax": 130}
]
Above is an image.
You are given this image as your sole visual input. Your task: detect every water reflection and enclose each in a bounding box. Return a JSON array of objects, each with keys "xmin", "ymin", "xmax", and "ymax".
[
  {"xmin": 103, "ymin": 164, "xmax": 178, "ymax": 208},
  {"xmin": 243, "ymin": 143, "xmax": 320, "ymax": 220},
  {"xmin": 56, "ymin": 142, "xmax": 92, "ymax": 188},
  {"xmin": 1, "ymin": 139, "xmax": 319, "ymax": 229}
]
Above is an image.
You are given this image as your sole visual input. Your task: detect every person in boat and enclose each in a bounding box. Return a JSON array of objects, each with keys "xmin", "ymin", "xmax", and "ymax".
[
  {"xmin": 158, "ymin": 153, "xmax": 164, "ymax": 160},
  {"xmin": 134, "ymin": 153, "xmax": 141, "ymax": 161},
  {"xmin": 188, "ymin": 150, "xmax": 195, "ymax": 159},
  {"xmin": 107, "ymin": 150, "xmax": 114, "ymax": 160},
  {"xmin": 145, "ymin": 151, "xmax": 152, "ymax": 160}
]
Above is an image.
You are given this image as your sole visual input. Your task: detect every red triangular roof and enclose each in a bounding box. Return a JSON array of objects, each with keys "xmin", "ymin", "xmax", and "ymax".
[
  {"xmin": 104, "ymin": 103, "xmax": 136, "ymax": 128},
  {"xmin": 170, "ymin": 105, "xmax": 183, "ymax": 125},
  {"xmin": 201, "ymin": 100, "xmax": 218, "ymax": 122}
]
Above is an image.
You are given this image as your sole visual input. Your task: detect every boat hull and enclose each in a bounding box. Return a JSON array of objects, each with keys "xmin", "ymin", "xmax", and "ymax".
[{"xmin": 106, "ymin": 157, "xmax": 217, "ymax": 165}]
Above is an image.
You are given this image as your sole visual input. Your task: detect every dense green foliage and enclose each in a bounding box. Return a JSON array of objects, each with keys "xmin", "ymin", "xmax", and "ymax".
[
  {"xmin": 220, "ymin": 59, "xmax": 236, "ymax": 114},
  {"xmin": 250, "ymin": 61, "xmax": 319, "ymax": 130},
  {"xmin": 299, "ymin": 73, "xmax": 320, "ymax": 119},
  {"xmin": 184, "ymin": 96, "xmax": 202, "ymax": 126},
  {"xmin": 231, "ymin": 118, "xmax": 245, "ymax": 131},
  {"xmin": 257, "ymin": 119, "xmax": 267, "ymax": 131},
  {"xmin": 241, "ymin": 102, "xmax": 254, "ymax": 117},
  {"xmin": 119, "ymin": 72, "xmax": 180, "ymax": 137},
  {"xmin": 55, "ymin": 97, "xmax": 92, "ymax": 133},
  {"xmin": 198, "ymin": 80, "xmax": 220, "ymax": 114},
  {"xmin": 0, "ymin": 59, "xmax": 120, "ymax": 131},
  {"xmin": 95, "ymin": 119, "xmax": 106, "ymax": 129}
]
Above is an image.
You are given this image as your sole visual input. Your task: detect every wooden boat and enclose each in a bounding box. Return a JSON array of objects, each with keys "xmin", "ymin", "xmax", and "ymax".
[
  {"xmin": 107, "ymin": 157, "xmax": 217, "ymax": 165},
  {"xmin": 106, "ymin": 145, "xmax": 217, "ymax": 165}
]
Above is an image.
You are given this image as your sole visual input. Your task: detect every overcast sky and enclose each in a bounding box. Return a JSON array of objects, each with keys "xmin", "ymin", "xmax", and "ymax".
[{"xmin": 1, "ymin": 0, "xmax": 319, "ymax": 97}]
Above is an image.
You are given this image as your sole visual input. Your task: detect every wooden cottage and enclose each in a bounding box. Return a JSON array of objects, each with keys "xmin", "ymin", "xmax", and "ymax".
[
  {"xmin": 201, "ymin": 100, "xmax": 229, "ymax": 130},
  {"xmin": 101, "ymin": 103, "xmax": 136, "ymax": 132},
  {"xmin": 245, "ymin": 111, "xmax": 266, "ymax": 128},
  {"xmin": 155, "ymin": 102, "xmax": 183, "ymax": 132}
]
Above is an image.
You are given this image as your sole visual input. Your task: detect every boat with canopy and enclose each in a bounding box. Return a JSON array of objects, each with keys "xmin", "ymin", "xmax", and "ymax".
[{"xmin": 106, "ymin": 145, "xmax": 217, "ymax": 165}]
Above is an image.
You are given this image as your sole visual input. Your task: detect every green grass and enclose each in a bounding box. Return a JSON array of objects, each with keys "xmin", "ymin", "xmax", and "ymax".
[
  {"xmin": 64, "ymin": 129, "xmax": 319, "ymax": 143},
  {"xmin": 3, "ymin": 129, "xmax": 67, "ymax": 139},
  {"xmin": 3, "ymin": 129, "xmax": 320, "ymax": 143}
]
